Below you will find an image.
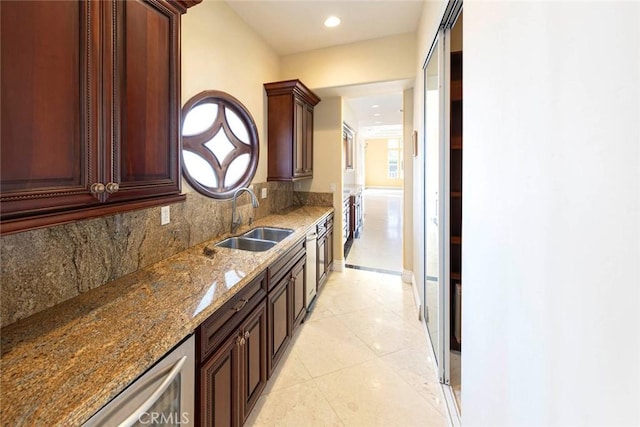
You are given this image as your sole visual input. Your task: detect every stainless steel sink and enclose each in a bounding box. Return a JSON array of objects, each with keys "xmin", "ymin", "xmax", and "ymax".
[
  {"xmin": 215, "ymin": 237, "xmax": 276, "ymax": 252},
  {"xmin": 242, "ymin": 227, "xmax": 294, "ymax": 242}
]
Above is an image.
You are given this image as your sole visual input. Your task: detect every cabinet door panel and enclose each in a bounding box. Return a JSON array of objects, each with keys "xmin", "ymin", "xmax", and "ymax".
[
  {"xmin": 327, "ymin": 227, "xmax": 334, "ymax": 270},
  {"xmin": 317, "ymin": 236, "xmax": 326, "ymax": 288},
  {"xmin": 241, "ymin": 301, "xmax": 267, "ymax": 422},
  {"xmin": 200, "ymin": 334, "xmax": 239, "ymax": 427},
  {"xmin": 110, "ymin": 0, "xmax": 181, "ymax": 202},
  {"xmin": 268, "ymin": 279, "xmax": 290, "ymax": 375},
  {"xmin": 291, "ymin": 257, "xmax": 306, "ymax": 330},
  {"xmin": 304, "ymin": 104, "xmax": 314, "ymax": 174},
  {"xmin": 293, "ymin": 99, "xmax": 305, "ymax": 177},
  {"xmin": 0, "ymin": 0, "xmax": 100, "ymax": 218}
]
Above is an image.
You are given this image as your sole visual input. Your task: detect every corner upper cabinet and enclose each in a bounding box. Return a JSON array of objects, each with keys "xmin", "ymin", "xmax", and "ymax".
[
  {"xmin": 264, "ymin": 80, "xmax": 320, "ymax": 181},
  {"xmin": 0, "ymin": 0, "xmax": 199, "ymax": 234}
]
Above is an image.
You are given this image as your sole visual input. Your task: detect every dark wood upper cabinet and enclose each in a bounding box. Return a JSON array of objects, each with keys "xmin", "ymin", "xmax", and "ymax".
[
  {"xmin": 264, "ymin": 80, "xmax": 320, "ymax": 182},
  {"xmin": 0, "ymin": 0, "xmax": 200, "ymax": 234}
]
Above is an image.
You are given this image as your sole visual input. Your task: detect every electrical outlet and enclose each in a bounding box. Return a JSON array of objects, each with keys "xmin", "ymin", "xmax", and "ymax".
[
  {"xmin": 161, "ymin": 206, "xmax": 170, "ymax": 225},
  {"xmin": 261, "ymin": 188, "xmax": 267, "ymax": 199}
]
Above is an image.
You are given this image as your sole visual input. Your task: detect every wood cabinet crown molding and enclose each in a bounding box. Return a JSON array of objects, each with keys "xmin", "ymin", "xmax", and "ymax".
[{"xmin": 172, "ymin": 0, "xmax": 203, "ymax": 12}]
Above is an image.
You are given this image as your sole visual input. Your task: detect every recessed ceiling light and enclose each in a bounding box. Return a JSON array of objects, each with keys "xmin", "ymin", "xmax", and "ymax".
[
  {"xmin": 373, "ymin": 113, "xmax": 381, "ymax": 117},
  {"xmin": 375, "ymin": 121, "xmax": 382, "ymax": 124},
  {"xmin": 371, "ymin": 104, "xmax": 380, "ymax": 108},
  {"xmin": 324, "ymin": 16, "xmax": 341, "ymax": 28}
]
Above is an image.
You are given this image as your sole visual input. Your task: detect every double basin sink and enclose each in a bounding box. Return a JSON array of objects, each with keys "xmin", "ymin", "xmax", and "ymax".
[{"xmin": 216, "ymin": 227, "xmax": 294, "ymax": 252}]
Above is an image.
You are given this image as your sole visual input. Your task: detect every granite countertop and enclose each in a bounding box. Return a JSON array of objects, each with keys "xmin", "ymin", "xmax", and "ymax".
[{"xmin": 0, "ymin": 206, "xmax": 333, "ymax": 426}]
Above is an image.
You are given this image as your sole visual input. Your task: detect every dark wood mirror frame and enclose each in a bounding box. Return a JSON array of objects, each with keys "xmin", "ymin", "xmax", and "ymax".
[{"xmin": 181, "ymin": 91, "xmax": 259, "ymax": 199}]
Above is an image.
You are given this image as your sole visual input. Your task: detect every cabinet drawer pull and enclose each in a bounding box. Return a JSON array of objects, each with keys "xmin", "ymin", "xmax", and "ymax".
[
  {"xmin": 231, "ymin": 299, "xmax": 248, "ymax": 312},
  {"xmin": 90, "ymin": 183, "xmax": 105, "ymax": 194},
  {"xmin": 105, "ymin": 182, "xmax": 120, "ymax": 193}
]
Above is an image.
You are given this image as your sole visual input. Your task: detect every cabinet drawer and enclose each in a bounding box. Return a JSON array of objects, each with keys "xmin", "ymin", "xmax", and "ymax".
[
  {"xmin": 198, "ymin": 271, "xmax": 267, "ymax": 362},
  {"xmin": 268, "ymin": 238, "xmax": 305, "ymax": 290}
]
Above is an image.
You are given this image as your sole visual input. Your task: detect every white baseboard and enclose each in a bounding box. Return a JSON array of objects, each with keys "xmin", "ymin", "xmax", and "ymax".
[
  {"xmin": 402, "ymin": 269, "xmax": 412, "ymax": 284},
  {"xmin": 332, "ymin": 260, "xmax": 345, "ymax": 272}
]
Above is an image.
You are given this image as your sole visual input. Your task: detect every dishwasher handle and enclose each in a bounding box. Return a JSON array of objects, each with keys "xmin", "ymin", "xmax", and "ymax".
[{"xmin": 119, "ymin": 356, "xmax": 187, "ymax": 427}]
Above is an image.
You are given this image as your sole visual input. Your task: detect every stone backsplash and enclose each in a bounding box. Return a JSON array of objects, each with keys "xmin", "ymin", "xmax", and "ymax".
[{"xmin": 0, "ymin": 183, "xmax": 335, "ymax": 327}]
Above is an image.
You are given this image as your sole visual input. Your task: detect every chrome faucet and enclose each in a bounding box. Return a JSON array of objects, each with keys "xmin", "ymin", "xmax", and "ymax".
[{"xmin": 231, "ymin": 187, "xmax": 259, "ymax": 234}]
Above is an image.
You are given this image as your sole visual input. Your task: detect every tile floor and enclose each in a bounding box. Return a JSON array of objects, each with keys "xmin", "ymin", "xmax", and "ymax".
[
  {"xmin": 345, "ymin": 189, "xmax": 403, "ymax": 273},
  {"xmin": 245, "ymin": 269, "xmax": 449, "ymax": 427},
  {"xmin": 245, "ymin": 188, "xmax": 449, "ymax": 426}
]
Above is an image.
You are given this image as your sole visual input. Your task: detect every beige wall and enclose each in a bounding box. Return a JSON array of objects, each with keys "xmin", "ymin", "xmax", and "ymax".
[
  {"xmin": 281, "ymin": 33, "xmax": 416, "ymax": 90},
  {"xmin": 297, "ymin": 97, "xmax": 345, "ymax": 262},
  {"xmin": 364, "ymin": 138, "xmax": 403, "ymax": 189},
  {"xmin": 411, "ymin": 0, "xmax": 447, "ymax": 312},
  {"xmin": 342, "ymin": 100, "xmax": 358, "ymax": 185},
  {"xmin": 182, "ymin": 1, "xmax": 280, "ymax": 183},
  {"xmin": 402, "ymin": 88, "xmax": 414, "ymax": 276}
]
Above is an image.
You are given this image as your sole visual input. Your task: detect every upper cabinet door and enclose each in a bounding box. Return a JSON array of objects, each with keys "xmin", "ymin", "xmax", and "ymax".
[
  {"xmin": 293, "ymin": 99, "xmax": 305, "ymax": 177},
  {"xmin": 106, "ymin": 0, "xmax": 182, "ymax": 203},
  {"xmin": 0, "ymin": 0, "xmax": 194, "ymax": 234},
  {"xmin": 264, "ymin": 79, "xmax": 320, "ymax": 182},
  {"xmin": 0, "ymin": 0, "xmax": 102, "ymax": 218},
  {"xmin": 303, "ymin": 104, "xmax": 314, "ymax": 175}
]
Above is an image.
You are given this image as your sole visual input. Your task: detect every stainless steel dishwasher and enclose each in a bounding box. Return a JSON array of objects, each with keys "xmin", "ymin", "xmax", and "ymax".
[
  {"xmin": 305, "ymin": 230, "xmax": 317, "ymax": 310},
  {"xmin": 83, "ymin": 335, "xmax": 195, "ymax": 427}
]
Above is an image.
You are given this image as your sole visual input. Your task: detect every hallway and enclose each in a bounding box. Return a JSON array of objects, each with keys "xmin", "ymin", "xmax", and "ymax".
[
  {"xmin": 245, "ymin": 269, "xmax": 448, "ymax": 426},
  {"xmin": 246, "ymin": 189, "xmax": 448, "ymax": 426},
  {"xmin": 345, "ymin": 189, "xmax": 403, "ymax": 274}
]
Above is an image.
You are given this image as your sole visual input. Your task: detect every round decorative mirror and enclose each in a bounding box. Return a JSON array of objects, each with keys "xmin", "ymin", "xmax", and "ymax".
[{"xmin": 181, "ymin": 90, "xmax": 259, "ymax": 198}]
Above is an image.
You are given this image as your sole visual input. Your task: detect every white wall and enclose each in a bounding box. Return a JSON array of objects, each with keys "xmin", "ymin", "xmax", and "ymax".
[{"xmin": 463, "ymin": 2, "xmax": 639, "ymax": 425}]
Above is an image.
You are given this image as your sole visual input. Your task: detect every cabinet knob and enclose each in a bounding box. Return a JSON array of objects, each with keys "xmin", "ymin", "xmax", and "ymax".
[
  {"xmin": 90, "ymin": 183, "xmax": 105, "ymax": 194},
  {"xmin": 236, "ymin": 335, "xmax": 244, "ymax": 346},
  {"xmin": 105, "ymin": 182, "xmax": 120, "ymax": 193},
  {"xmin": 244, "ymin": 331, "xmax": 250, "ymax": 339}
]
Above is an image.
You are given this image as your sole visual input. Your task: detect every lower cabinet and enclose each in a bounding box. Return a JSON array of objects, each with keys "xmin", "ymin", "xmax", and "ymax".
[
  {"xmin": 290, "ymin": 257, "xmax": 306, "ymax": 330},
  {"xmin": 197, "ymin": 233, "xmax": 318, "ymax": 425},
  {"xmin": 267, "ymin": 277, "xmax": 291, "ymax": 376},
  {"xmin": 266, "ymin": 237, "xmax": 306, "ymax": 375},
  {"xmin": 199, "ymin": 327, "xmax": 239, "ymax": 427},
  {"xmin": 197, "ymin": 273, "xmax": 268, "ymax": 427},
  {"xmin": 316, "ymin": 213, "xmax": 334, "ymax": 292}
]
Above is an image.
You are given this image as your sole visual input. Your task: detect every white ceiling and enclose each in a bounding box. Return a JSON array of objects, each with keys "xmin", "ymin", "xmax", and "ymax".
[
  {"xmin": 225, "ymin": 0, "xmax": 422, "ymax": 137},
  {"xmin": 225, "ymin": 0, "xmax": 424, "ymax": 56}
]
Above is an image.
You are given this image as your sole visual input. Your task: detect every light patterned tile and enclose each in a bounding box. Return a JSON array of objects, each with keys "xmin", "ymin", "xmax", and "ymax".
[
  {"xmin": 262, "ymin": 343, "xmax": 312, "ymax": 395},
  {"xmin": 245, "ymin": 381, "xmax": 343, "ymax": 427},
  {"xmin": 313, "ymin": 359, "xmax": 448, "ymax": 427},
  {"xmin": 294, "ymin": 316, "xmax": 377, "ymax": 378},
  {"xmin": 380, "ymin": 345, "xmax": 448, "ymax": 416},
  {"xmin": 336, "ymin": 307, "xmax": 426, "ymax": 356}
]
